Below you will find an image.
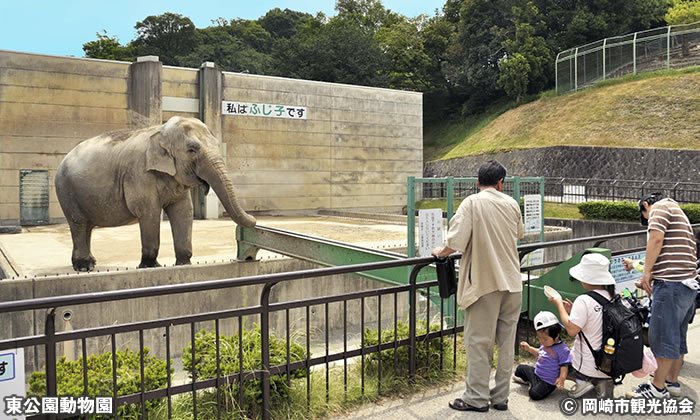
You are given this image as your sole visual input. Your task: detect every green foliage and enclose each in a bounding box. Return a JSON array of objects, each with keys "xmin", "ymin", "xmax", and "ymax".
[
  {"xmin": 362, "ymin": 320, "xmax": 452, "ymax": 376},
  {"xmin": 578, "ymin": 201, "xmax": 640, "ymax": 221},
  {"xmin": 131, "ymin": 13, "xmax": 196, "ymax": 65},
  {"xmin": 578, "ymin": 201, "xmax": 700, "ymax": 223},
  {"xmin": 82, "ymin": 31, "xmax": 135, "ymax": 61},
  {"xmin": 28, "ymin": 348, "xmax": 169, "ymax": 419},
  {"xmin": 666, "ymin": 0, "xmax": 700, "ymax": 24},
  {"xmin": 681, "ymin": 203, "xmax": 700, "ymax": 224},
  {"xmin": 498, "ymin": 53, "xmax": 531, "ymax": 102},
  {"xmin": 181, "ymin": 324, "xmax": 308, "ymax": 417}
]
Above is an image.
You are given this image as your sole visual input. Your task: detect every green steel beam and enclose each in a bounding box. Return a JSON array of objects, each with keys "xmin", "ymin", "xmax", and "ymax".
[
  {"xmin": 236, "ymin": 225, "xmax": 458, "ymax": 325},
  {"xmin": 237, "ymin": 225, "xmax": 435, "ymax": 286}
]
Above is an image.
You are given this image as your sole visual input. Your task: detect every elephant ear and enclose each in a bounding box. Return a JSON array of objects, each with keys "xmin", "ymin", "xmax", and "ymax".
[{"xmin": 146, "ymin": 131, "xmax": 176, "ymax": 176}]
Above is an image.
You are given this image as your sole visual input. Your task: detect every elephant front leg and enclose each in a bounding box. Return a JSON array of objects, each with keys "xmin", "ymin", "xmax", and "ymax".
[
  {"xmin": 68, "ymin": 222, "xmax": 96, "ymax": 272},
  {"xmin": 164, "ymin": 195, "xmax": 193, "ymax": 265},
  {"xmin": 137, "ymin": 212, "xmax": 162, "ymax": 268}
]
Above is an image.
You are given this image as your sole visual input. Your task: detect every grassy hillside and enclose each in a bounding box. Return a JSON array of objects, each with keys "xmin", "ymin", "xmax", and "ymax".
[{"xmin": 425, "ymin": 67, "xmax": 700, "ymax": 162}]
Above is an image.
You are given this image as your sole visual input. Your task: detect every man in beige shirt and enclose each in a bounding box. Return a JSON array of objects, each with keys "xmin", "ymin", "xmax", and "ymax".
[{"xmin": 432, "ymin": 160, "xmax": 524, "ymax": 412}]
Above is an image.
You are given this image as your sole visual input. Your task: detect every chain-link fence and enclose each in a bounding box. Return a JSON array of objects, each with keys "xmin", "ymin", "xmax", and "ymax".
[{"xmin": 556, "ymin": 21, "xmax": 700, "ymax": 94}]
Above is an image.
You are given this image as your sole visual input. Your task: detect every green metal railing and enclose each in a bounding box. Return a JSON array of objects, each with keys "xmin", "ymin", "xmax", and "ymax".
[
  {"xmin": 407, "ymin": 176, "xmax": 545, "ymax": 258},
  {"xmin": 556, "ymin": 21, "xmax": 700, "ymax": 94}
]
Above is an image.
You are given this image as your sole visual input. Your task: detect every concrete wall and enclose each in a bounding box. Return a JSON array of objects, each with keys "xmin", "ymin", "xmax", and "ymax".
[
  {"xmin": 424, "ymin": 146, "xmax": 700, "ymax": 183},
  {"xmin": 0, "ymin": 51, "xmax": 131, "ymax": 225},
  {"xmin": 545, "ymin": 218, "xmax": 648, "ymax": 251},
  {"xmin": 0, "ymin": 258, "xmax": 412, "ymax": 374},
  {"xmin": 0, "ymin": 51, "xmax": 423, "ymax": 226},
  {"xmin": 223, "ymin": 73, "xmax": 423, "ymax": 214}
]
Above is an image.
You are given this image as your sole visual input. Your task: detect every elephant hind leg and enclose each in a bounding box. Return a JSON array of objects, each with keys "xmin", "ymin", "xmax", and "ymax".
[
  {"xmin": 69, "ymin": 222, "xmax": 96, "ymax": 272},
  {"xmin": 137, "ymin": 211, "xmax": 162, "ymax": 269}
]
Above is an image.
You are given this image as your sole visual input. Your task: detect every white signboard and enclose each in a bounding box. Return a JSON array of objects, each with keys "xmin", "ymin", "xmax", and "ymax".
[
  {"xmin": 222, "ymin": 101, "xmax": 307, "ymax": 119},
  {"xmin": 524, "ymin": 194, "xmax": 542, "ymax": 234},
  {"xmin": 521, "ymin": 248, "xmax": 545, "ymax": 267},
  {"xmin": 0, "ymin": 348, "xmax": 25, "ymax": 420},
  {"xmin": 610, "ymin": 251, "xmax": 645, "ymax": 293},
  {"xmin": 418, "ymin": 209, "xmax": 444, "ymax": 257}
]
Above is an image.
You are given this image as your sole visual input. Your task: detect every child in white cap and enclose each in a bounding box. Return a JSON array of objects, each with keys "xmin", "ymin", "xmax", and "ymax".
[
  {"xmin": 513, "ymin": 311, "xmax": 571, "ymax": 400},
  {"xmin": 548, "ymin": 253, "xmax": 617, "ymax": 398}
]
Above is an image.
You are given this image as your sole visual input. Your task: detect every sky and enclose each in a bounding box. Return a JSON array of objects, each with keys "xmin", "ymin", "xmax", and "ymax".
[{"xmin": 1, "ymin": 1, "xmax": 447, "ymax": 58}]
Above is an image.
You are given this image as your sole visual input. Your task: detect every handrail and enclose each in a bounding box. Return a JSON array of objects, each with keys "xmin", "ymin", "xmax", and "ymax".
[{"xmin": 0, "ymin": 226, "xmax": 661, "ymax": 314}]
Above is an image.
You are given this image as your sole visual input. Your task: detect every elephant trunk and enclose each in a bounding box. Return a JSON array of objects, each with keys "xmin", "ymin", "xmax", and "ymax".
[{"xmin": 198, "ymin": 150, "xmax": 256, "ymax": 228}]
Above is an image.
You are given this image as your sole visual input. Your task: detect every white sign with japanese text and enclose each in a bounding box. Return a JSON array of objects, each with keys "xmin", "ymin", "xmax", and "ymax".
[
  {"xmin": 222, "ymin": 101, "xmax": 307, "ymax": 119},
  {"xmin": 524, "ymin": 194, "xmax": 542, "ymax": 234},
  {"xmin": 610, "ymin": 251, "xmax": 645, "ymax": 293},
  {"xmin": 0, "ymin": 348, "xmax": 25, "ymax": 420},
  {"xmin": 418, "ymin": 209, "xmax": 444, "ymax": 257}
]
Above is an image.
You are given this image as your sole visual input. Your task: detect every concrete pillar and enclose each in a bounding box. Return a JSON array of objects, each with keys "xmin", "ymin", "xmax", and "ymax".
[
  {"xmin": 128, "ymin": 56, "xmax": 162, "ymax": 128},
  {"xmin": 199, "ymin": 62, "xmax": 224, "ymax": 219}
]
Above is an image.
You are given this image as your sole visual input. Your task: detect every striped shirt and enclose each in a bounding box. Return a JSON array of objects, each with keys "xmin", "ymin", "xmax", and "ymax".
[{"xmin": 648, "ymin": 199, "xmax": 697, "ymax": 282}]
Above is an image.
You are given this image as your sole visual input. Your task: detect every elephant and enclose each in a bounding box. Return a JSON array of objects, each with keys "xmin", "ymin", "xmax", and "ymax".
[{"xmin": 55, "ymin": 116, "xmax": 256, "ymax": 271}]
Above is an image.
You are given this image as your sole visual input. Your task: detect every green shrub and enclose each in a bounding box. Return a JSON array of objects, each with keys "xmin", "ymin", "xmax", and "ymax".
[
  {"xmin": 362, "ymin": 320, "xmax": 452, "ymax": 377},
  {"xmin": 577, "ymin": 201, "xmax": 639, "ymax": 221},
  {"xmin": 578, "ymin": 200, "xmax": 700, "ymax": 223},
  {"xmin": 28, "ymin": 348, "xmax": 169, "ymax": 419},
  {"xmin": 681, "ymin": 203, "xmax": 700, "ymax": 224},
  {"xmin": 182, "ymin": 324, "xmax": 308, "ymax": 417}
]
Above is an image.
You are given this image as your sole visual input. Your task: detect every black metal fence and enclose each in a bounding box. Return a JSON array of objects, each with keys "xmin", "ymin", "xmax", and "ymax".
[
  {"xmin": 543, "ymin": 178, "xmax": 700, "ymax": 204},
  {"xmin": 424, "ymin": 177, "xmax": 700, "ymax": 204},
  {"xmin": 0, "ymin": 230, "xmax": 654, "ymax": 420}
]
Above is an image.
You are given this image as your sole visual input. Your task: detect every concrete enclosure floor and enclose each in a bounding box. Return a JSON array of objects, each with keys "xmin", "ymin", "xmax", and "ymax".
[{"xmin": 0, "ymin": 216, "xmax": 408, "ymax": 278}]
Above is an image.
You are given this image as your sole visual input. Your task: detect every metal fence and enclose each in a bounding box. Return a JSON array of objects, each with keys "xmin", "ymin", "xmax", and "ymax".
[
  {"xmin": 544, "ymin": 177, "xmax": 700, "ymax": 204},
  {"xmin": 556, "ymin": 21, "xmax": 700, "ymax": 94},
  {"xmin": 0, "ymin": 230, "xmax": 654, "ymax": 420}
]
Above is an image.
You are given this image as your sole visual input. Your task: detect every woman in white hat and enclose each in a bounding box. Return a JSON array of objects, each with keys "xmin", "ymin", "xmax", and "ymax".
[{"xmin": 548, "ymin": 253, "xmax": 617, "ymax": 398}]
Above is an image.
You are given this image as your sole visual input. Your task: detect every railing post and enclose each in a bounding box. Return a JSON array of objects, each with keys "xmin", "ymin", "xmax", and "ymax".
[
  {"xmin": 555, "ymin": 52, "xmax": 561, "ymax": 93},
  {"xmin": 602, "ymin": 38, "xmax": 607, "ymax": 80},
  {"xmin": 407, "ymin": 176, "xmax": 416, "ymax": 258},
  {"xmin": 260, "ymin": 281, "xmax": 279, "ymax": 420},
  {"xmin": 574, "ymin": 48, "xmax": 579, "ymax": 91},
  {"xmin": 446, "ymin": 177, "xmax": 455, "ymax": 227},
  {"xmin": 667, "ymin": 25, "xmax": 672, "ymax": 70},
  {"xmin": 408, "ymin": 262, "xmax": 431, "ymax": 380},
  {"xmin": 673, "ymin": 182, "xmax": 679, "ymax": 201},
  {"xmin": 633, "ymin": 32, "xmax": 637, "ymax": 74},
  {"xmin": 45, "ymin": 308, "xmax": 57, "ymax": 416}
]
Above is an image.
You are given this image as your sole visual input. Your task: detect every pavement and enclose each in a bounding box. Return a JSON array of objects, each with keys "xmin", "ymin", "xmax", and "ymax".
[
  {"xmin": 0, "ymin": 215, "xmax": 408, "ymax": 278},
  {"xmin": 329, "ymin": 319, "xmax": 700, "ymax": 420}
]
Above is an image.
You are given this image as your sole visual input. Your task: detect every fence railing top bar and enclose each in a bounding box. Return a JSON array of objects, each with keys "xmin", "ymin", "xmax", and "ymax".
[
  {"xmin": 0, "ymin": 254, "xmax": 433, "ymax": 315},
  {"xmin": 555, "ymin": 20, "xmax": 700, "ymax": 60},
  {"xmin": 4, "ymin": 224, "xmax": 694, "ymax": 315}
]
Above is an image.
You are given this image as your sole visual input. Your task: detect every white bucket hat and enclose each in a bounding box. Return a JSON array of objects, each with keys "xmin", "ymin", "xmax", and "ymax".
[
  {"xmin": 569, "ymin": 253, "xmax": 616, "ymax": 285},
  {"xmin": 533, "ymin": 311, "xmax": 560, "ymax": 330}
]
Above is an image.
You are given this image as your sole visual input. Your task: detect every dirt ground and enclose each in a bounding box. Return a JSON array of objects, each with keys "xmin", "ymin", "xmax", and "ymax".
[{"xmin": 0, "ymin": 216, "xmax": 408, "ymax": 277}]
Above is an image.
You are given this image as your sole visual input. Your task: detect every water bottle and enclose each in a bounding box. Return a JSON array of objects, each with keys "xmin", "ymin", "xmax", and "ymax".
[{"xmin": 599, "ymin": 338, "xmax": 615, "ymax": 374}]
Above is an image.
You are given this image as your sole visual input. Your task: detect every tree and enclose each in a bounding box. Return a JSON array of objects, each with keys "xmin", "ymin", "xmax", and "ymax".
[
  {"xmin": 82, "ymin": 31, "xmax": 135, "ymax": 61},
  {"xmin": 258, "ymin": 8, "xmax": 313, "ymax": 39},
  {"xmin": 666, "ymin": 0, "xmax": 700, "ymax": 24},
  {"xmin": 132, "ymin": 13, "xmax": 197, "ymax": 65},
  {"xmin": 273, "ymin": 15, "xmax": 389, "ymax": 87},
  {"xmin": 666, "ymin": 0, "xmax": 700, "ymax": 56},
  {"xmin": 498, "ymin": 53, "xmax": 530, "ymax": 102}
]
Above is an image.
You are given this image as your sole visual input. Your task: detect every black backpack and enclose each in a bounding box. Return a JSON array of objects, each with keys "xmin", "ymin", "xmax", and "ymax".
[{"xmin": 579, "ymin": 291, "xmax": 645, "ymax": 384}]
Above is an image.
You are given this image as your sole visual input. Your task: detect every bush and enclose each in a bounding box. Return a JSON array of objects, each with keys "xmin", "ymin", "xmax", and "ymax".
[
  {"xmin": 578, "ymin": 200, "xmax": 700, "ymax": 223},
  {"xmin": 577, "ymin": 201, "xmax": 639, "ymax": 221},
  {"xmin": 182, "ymin": 324, "xmax": 308, "ymax": 417},
  {"xmin": 682, "ymin": 203, "xmax": 700, "ymax": 224},
  {"xmin": 28, "ymin": 348, "xmax": 169, "ymax": 419},
  {"xmin": 362, "ymin": 319, "xmax": 452, "ymax": 377}
]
